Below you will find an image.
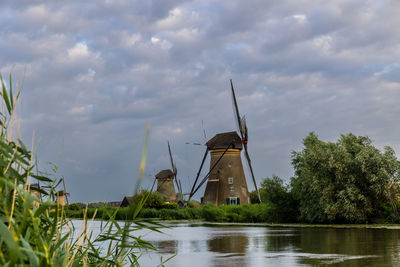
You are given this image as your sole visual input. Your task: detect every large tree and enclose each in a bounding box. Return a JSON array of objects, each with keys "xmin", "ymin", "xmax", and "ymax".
[{"xmin": 291, "ymin": 132, "xmax": 400, "ymax": 223}]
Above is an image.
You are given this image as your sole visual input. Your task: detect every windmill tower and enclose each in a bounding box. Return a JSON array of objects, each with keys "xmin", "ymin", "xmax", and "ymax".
[
  {"xmin": 29, "ymin": 183, "xmax": 42, "ymax": 208},
  {"xmin": 189, "ymin": 80, "xmax": 262, "ymax": 205},
  {"xmin": 156, "ymin": 169, "xmax": 176, "ymax": 202},
  {"xmin": 203, "ymin": 131, "xmax": 250, "ymax": 205},
  {"xmin": 155, "ymin": 142, "xmax": 183, "ymax": 202},
  {"xmin": 56, "ymin": 178, "xmax": 70, "ymax": 206}
]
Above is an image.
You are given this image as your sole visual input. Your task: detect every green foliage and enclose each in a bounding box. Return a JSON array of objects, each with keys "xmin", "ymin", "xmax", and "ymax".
[
  {"xmin": 66, "ymin": 203, "xmax": 81, "ymax": 211},
  {"xmin": 260, "ymin": 175, "xmax": 298, "ymax": 222},
  {"xmin": 187, "ymin": 200, "xmax": 201, "ymax": 208},
  {"xmin": 87, "ymin": 201, "xmax": 107, "ymax": 208},
  {"xmin": 161, "ymin": 202, "xmax": 179, "ymax": 209},
  {"xmin": 381, "ymin": 202, "xmax": 400, "ymax": 224},
  {"xmin": 201, "ymin": 203, "xmax": 274, "ymax": 223},
  {"xmin": 249, "ymin": 189, "xmax": 263, "ymax": 204},
  {"xmin": 131, "ymin": 190, "xmax": 164, "ymax": 209},
  {"xmin": 291, "ymin": 132, "xmax": 400, "ymax": 223}
]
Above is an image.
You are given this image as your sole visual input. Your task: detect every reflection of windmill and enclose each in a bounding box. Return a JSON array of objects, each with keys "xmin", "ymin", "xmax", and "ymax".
[
  {"xmin": 56, "ymin": 178, "xmax": 70, "ymax": 206},
  {"xmin": 188, "ymin": 80, "xmax": 262, "ymax": 205},
  {"xmin": 155, "ymin": 142, "xmax": 182, "ymax": 202}
]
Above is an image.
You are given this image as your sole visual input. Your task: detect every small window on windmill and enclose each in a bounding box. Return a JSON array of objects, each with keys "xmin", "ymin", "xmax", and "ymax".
[
  {"xmin": 228, "ymin": 177, "xmax": 234, "ymax": 184},
  {"xmin": 229, "ymin": 197, "xmax": 237, "ymax": 205},
  {"xmin": 230, "ymin": 188, "xmax": 235, "ymax": 196}
]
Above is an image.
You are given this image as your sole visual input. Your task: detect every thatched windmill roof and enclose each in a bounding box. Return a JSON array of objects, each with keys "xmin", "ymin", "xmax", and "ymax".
[
  {"xmin": 156, "ymin": 169, "xmax": 173, "ymax": 179},
  {"xmin": 206, "ymin": 131, "xmax": 243, "ymax": 150}
]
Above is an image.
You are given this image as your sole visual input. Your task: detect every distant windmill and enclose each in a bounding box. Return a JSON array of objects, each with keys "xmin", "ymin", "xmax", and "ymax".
[
  {"xmin": 155, "ymin": 142, "xmax": 182, "ymax": 202},
  {"xmin": 188, "ymin": 80, "xmax": 262, "ymax": 205},
  {"xmin": 56, "ymin": 178, "xmax": 70, "ymax": 206},
  {"xmin": 28, "ymin": 183, "xmax": 42, "ymax": 208}
]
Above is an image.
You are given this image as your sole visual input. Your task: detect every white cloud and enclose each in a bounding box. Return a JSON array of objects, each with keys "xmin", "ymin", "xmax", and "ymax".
[
  {"xmin": 76, "ymin": 68, "xmax": 96, "ymax": 83},
  {"xmin": 68, "ymin": 42, "xmax": 90, "ymax": 60}
]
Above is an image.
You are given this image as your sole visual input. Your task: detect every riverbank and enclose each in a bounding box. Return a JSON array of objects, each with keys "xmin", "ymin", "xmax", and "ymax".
[
  {"xmin": 66, "ymin": 203, "xmax": 400, "ymax": 228},
  {"xmin": 186, "ymin": 221, "xmax": 400, "ymax": 229}
]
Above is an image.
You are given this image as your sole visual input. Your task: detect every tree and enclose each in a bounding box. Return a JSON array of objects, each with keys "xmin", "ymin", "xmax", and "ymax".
[
  {"xmin": 131, "ymin": 190, "xmax": 164, "ymax": 209},
  {"xmin": 291, "ymin": 132, "xmax": 400, "ymax": 223},
  {"xmin": 260, "ymin": 175, "xmax": 298, "ymax": 222}
]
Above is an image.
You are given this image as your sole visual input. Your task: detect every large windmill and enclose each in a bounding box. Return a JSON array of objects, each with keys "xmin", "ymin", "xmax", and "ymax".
[
  {"xmin": 155, "ymin": 142, "xmax": 182, "ymax": 202},
  {"xmin": 188, "ymin": 80, "xmax": 262, "ymax": 205}
]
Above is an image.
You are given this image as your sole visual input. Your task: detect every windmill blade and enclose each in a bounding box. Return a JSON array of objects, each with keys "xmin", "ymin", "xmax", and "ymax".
[
  {"xmin": 243, "ymin": 144, "xmax": 262, "ymax": 203},
  {"xmin": 230, "ymin": 79, "xmax": 244, "ymax": 139},
  {"xmin": 189, "ymin": 147, "xmax": 209, "ymax": 200},
  {"xmin": 241, "ymin": 116, "xmax": 248, "ymax": 141},
  {"xmin": 201, "ymin": 120, "xmax": 207, "ymax": 140},
  {"xmin": 230, "ymin": 80, "xmax": 261, "ymax": 203},
  {"xmin": 185, "ymin": 142, "xmax": 205, "ymax": 146},
  {"xmin": 168, "ymin": 141, "xmax": 182, "ymax": 195}
]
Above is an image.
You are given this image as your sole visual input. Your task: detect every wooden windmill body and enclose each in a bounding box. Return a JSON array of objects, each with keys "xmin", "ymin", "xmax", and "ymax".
[
  {"xmin": 56, "ymin": 179, "xmax": 69, "ymax": 207},
  {"xmin": 29, "ymin": 183, "xmax": 42, "ymax": 208},
  {"xmin": 202, "ymin": 131, "xmax": 250, "ymax": 205},
  {"xmin": 56, "ymin": 191, "xmax": 67, "ymax": 206},
  {"xmin": 156, "ymin": 169, "xmax": 176, "ymax": 202}
]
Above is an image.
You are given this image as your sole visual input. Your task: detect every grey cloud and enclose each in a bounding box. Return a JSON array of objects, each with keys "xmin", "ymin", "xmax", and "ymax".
[{"xmin": 1, "ymin": 0, "xmax": 400, "ymax": 202}]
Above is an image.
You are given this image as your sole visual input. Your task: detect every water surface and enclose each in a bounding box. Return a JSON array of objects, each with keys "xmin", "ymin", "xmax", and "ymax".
[{"xmin": 73, "ymin": 221, "xmax": 400, "ymax": 266}]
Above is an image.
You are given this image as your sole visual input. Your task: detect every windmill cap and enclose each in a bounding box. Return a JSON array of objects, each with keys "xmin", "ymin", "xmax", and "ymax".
[
  {"xmin": 206, "ymin": 131, "xmax": 242, "ymax": 150},
  {"xmin": 30, "ymin": 183, "xmax": 40, "ymax": 188},
  {"xmin": 156, "ymin": 169, "xmax": 174, "ymax": 179}
]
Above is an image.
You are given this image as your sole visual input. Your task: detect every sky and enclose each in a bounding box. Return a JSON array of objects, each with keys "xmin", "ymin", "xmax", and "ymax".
[{"xmin": 1, "ymin": 0, "xmax": 400, "ymax": 203}]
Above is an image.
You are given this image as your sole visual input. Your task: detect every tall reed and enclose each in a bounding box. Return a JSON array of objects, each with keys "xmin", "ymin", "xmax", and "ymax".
[{"xmin": 0, "ymin": 75, "xmax": 164, "ymax": 266}]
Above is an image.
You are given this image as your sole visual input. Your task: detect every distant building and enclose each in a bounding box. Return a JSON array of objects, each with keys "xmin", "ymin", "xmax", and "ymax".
[
  {"xmin": 107, "ymin": 201, "xmax": 121, "ymax": 207},
  {"xmin": 120, "ymin": 196, "xmax": 134, "ymax": 207}
]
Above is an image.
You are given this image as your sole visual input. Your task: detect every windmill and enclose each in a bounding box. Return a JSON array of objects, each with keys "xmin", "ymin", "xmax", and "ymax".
[
  {"xmin": 28, "ymin": 183, "xmax": 42, "ymax": 208},
  {"xmin": 155, "ymin": 142, "xmax": 182, "ymax": 202},
  {"xmin": 188, "ymin": 80, "xmax": 262, "ymax": 205},
  {"xmin": 56, "ymin": 178, "xmax": 70, "ymax": 206}
]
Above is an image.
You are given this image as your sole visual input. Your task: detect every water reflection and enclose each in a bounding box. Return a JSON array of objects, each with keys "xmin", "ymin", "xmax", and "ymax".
[{"xmin": 70, "ymin": 221, "xmax": 400, "ymax": 266}]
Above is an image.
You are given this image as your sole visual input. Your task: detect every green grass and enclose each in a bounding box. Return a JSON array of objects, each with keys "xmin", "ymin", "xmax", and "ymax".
[{"xmin": 65, "ymin": 203, "xmax": 279, "ymax": 223}]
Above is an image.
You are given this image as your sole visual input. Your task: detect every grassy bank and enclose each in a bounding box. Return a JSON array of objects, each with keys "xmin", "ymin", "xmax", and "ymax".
[{"xmin": 66, "ymin": 203, "xmax": 292, "ymax": 223}]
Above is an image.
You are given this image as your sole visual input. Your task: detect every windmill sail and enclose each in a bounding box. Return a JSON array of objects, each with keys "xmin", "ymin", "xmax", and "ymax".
[
  {"xmin": 168, "ymin": 141, "xmax": 182, "ymax": 196},
  {"xmin": 230, "ymin": 80, "xmax": 262, "ymax": 203}
]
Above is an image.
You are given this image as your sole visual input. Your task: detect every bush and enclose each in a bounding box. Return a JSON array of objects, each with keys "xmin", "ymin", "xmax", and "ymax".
[
  {"xmin": 67, "ymin": 203, "xmax": 81, "ymax": 211},
  {"xmin": 161, "ymin": 202, "xmax": 178, "ymax": 209}
]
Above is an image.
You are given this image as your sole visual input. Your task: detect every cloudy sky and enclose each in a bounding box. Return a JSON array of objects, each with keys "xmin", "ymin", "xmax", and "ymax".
[{"xmin": 1, "ymin": 0, "xmax": 400, "ymax": 203}]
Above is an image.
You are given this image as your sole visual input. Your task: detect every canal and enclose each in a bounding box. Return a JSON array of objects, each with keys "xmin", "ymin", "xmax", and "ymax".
[{"xmin": 72, "ymin": 221, "xmax": 400, "ymax": 266}]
